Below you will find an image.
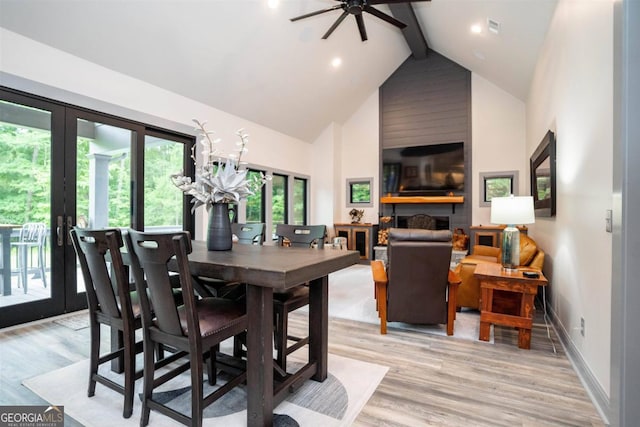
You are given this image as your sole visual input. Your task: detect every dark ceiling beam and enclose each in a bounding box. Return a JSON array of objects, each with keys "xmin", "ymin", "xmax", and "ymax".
[{"xmin": 388, "ymin": 3, "xmax": 429, "ymax": 60}]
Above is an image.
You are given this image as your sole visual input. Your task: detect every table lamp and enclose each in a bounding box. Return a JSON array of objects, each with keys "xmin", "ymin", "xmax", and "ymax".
[{"xmin": 490, "ymin": 195, "xmax": 535, "ymax": 271}]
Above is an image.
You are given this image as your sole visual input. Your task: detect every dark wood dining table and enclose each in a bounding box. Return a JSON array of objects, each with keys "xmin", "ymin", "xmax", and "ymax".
[{"xmin": 179, "ymin": 241, "xmax": 359, "ymax": 426}]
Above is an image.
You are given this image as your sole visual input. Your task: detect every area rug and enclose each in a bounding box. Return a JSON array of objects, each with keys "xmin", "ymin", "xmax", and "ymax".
[
  {"xmin": 23, "ymin": 352, "xmax": 387, "ymax": 427},
  {"xmin": 326, "ymin": 264, "xmax": 494, "ymax": 342}
]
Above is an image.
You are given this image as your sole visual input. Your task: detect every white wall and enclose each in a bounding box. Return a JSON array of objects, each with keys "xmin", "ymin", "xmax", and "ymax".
[
  {"xmin": 471, "ymin": 74, "xmax": 527, "ymax": 225},
  {"xmin": 0, "ymin": 28, "xmax": 320, "ymax": 239},
  {"xmin": 311, "ymin": 122, "xmax": 340, "ymax": 232},
  {"xmin": 338, "ymin": 90, "xmax": 380, "ymax": 225},
  {"xmin": 526, "ymin": 0, "xmax": 613, "ymax": 398}
]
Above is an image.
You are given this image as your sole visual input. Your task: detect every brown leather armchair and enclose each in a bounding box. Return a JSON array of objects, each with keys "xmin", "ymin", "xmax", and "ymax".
[
  {"xmin": 454, "ymin": 233, "xmax": 545, "ymax": 310},
  {"xmin": 371, "ymin": 228, "xmax": 461, "ymax": 335}
]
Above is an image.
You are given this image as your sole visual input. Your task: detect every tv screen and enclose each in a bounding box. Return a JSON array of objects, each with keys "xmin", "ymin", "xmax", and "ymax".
[{"xmin": 383, "ymin": 142, "xmax": 464, "ymax": 195}]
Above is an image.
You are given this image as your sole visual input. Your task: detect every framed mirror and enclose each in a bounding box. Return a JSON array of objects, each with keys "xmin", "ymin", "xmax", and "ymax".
[{"xmin": 530, "ymin": 130, "xmax": 556, "ymax": 217}]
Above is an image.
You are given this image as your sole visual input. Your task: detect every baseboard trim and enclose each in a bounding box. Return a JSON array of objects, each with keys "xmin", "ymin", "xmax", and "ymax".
[{"xmin": 546, "ymin": 304, "xmax": 611, "ymax": 425}]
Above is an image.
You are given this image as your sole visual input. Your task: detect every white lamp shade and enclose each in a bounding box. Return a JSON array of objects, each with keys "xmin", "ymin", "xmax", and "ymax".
[{"xmin": 490, "ymin": 196, "xmax": 535, "ymax": 225}]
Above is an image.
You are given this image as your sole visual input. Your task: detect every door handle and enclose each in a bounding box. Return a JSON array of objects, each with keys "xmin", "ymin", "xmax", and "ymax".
[
  {"xmin": 56, "ymin": 216, "xmax": 64, "ymax": 246},
  {"xmin": 66, "ymin": 216, "xmax": 73, "ymax": 245}
]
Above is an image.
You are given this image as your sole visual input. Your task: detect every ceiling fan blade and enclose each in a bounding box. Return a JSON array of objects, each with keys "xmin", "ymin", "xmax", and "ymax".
[
  {"xmin": 368, "ymin": 0, "xmax": 431, "ymax": 4},
  {"xmin": 290, "ymin": 5, "xmax": 343, "ymax": 22},
  {"xmin": 322, "ymin": 10, "xmax": 350, "ymax": 39},
  {"xmin": 363, "ymin": 5, "xmax": 407, "ymax": 29},
  {"xmin": 355, "ymin": 14, "xmax": 368, "ymax": 42}
]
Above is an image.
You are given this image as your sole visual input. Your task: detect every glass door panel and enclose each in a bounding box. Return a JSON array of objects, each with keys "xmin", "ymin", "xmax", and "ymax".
[
  {"xmin": 0, "ymin": 96, "xmax": 64, "ymax": 323},
  {"xmin": 73, "ymin": 118, "xmax": 133, "ymax": 295},
  {"xmin": 144, "ymin": 135, "xmax": 184, "ymax": 232},
  {"xmin": 0, "ymin": 100, "xmax": 52, "ymax": 304}
]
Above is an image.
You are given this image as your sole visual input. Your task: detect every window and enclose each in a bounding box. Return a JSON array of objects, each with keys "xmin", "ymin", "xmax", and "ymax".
[
  {"xmin": 271, "ymin": 173, "xmax": 287, "ymax": 232},
  {"xmin": 346, "ymin": 177, "xmax": 373, "ymax": 207},
  {"xmin": 293, "ymin": 178, "xmax": 307, "ymax": 225},
  {"xmin": 144, "ymin": 133, "xmax": 189, "ymax": 231},
  {"xmin": 479, "ymin": 171, "xmax": 519, "ymax": 207},
  {"xmin": 245, "ymin": 169, "xmax": 266, "ymax": 223}
]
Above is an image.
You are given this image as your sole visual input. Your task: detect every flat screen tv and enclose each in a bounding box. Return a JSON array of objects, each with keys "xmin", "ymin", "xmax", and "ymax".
[{"xmin": 382, "ymin": 142, "xmax": 465, "ymax": 196}]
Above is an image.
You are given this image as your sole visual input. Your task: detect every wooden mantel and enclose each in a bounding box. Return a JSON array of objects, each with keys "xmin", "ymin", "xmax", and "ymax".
[
  {"xmin": 380, "ymin": 196, "xmax": 464, "ymax": 205},
  {"xmin": 380, "ymin": 195, "xmax": 465, "ymax": 215}
]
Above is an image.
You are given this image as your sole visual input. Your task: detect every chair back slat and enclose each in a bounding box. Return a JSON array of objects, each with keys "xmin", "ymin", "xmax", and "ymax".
[
  {"xmin": 70, "ymin": 228, "xmax": 129, "ymax": 319},
  {"xmin": 125, "ymin": 230, "xmax": 192, "ymax": 337},
  {"xmin": 20, "ymin": 222, "xmax": 47, "ymax": 244},
  {"xmin": 231, "ymin": 223, "xmax": 265, "ymax": 245},
  {"xmin": 275, "ymin": 224, "xmax": 326, "ymax": 248}
]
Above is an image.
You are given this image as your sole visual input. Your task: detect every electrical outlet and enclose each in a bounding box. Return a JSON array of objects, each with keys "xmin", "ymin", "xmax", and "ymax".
[{"xmin": 580, "ymin": 317, "xmax": 585, "ymax": 337}]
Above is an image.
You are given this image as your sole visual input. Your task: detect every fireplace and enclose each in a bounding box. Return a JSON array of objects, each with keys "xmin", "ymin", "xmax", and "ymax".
[{"xmin": 396, "ymin": 215, "xmax": 450, "ymax": 230}]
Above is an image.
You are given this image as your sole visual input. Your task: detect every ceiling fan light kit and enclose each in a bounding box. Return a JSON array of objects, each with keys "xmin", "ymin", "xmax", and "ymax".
[{"xmin": 290, "ymin": 0, "xmax": 431, "ymax": 42}]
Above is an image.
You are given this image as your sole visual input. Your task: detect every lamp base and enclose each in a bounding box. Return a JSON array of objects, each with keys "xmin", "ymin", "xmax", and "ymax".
[{"xmin": 501, "ymin": 225, "xmax": 520, "ymax": 270}]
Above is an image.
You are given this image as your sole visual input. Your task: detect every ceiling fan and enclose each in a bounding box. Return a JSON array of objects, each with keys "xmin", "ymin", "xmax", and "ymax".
[{"xmin": 290, "ymin": 0, "xmax": 431, "ymax": 42}]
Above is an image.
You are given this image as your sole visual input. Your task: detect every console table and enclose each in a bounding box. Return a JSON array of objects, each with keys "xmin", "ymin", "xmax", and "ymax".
[
  {"xmin": 334, "ymin": 223, "xmax": 378, "ymax": 261},
  {"xmin": 474, "ymin": 263, "xmax": 547, "ymax": 349}
]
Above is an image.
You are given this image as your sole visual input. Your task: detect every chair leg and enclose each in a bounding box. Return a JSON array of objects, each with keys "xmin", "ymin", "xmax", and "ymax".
[
  {"xmin": 140, "ymin": 336, "xmax": 156, "ymax": 427},
  {"xmin": 275, "ymin": 306, "xmax": 288, "ymax": 372},
  {"xmin": 38, "ymin": 245, "xmax": 47, "ymax": 288},
  {"xmin": 207, "ymin": 345, "xmax": 218, "ymax": 386},
  {"xmin": 233, "ymin": 332, "xmax": 246, "ymax": 358},
  {"xmin": 375, "ymin": 281, "xmax": 387, "ymax": 335},
  {"xmin": 191, "ymin": 353, "xmax": 204, "ymax": 427},
  {"xmin": 122, "ymin": 327, "xmax": 135, "ymax": 418},
  {"xmin": 87, "ymin": 319, "xmax": 100, "ymax": 397}
]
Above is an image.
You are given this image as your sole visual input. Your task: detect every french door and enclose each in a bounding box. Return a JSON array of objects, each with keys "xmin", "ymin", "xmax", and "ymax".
[{"xmin": 0, "ymin": 88, "xmax": 193, "ymax": 328}]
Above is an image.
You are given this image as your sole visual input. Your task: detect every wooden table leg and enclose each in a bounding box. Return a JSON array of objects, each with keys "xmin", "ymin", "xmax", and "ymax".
[
  {"xmin": 518, "ymin": 292, "xmax": 536, "ymax": 349},
  {"xmin": 479, "ymin": 285, "xmax": 492, "ymax": 342},
  {"xmin": 247, "ymin": 284, "xmax": 274, "ymax": 427},
  {"xmin": 309, "ymin": 276, "xmax": 328, "ymax": 382}
]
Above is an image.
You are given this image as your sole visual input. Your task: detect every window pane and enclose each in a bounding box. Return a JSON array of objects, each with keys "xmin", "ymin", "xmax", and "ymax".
[
  {"xmin": 293, "ymin": 178, "xmax": 307, "ymax": 225},
  {"xmin": 485, "ymin": 177, "xmax": 512, "ymax": 202},
  {"xmin": 76, "ymin": 119, "xmax": 131, "ymax": 229},
  {"xmin": 144, "ymin": 136, "xmax": 184, "ymax": 231},
  {"xmin": 272, "ymin": 174, "xmax": 287, "ymax": 231},
  {"xmin": 350, "ymin": 182, "xmax": 371, "ymax": 203},
  {"xmin": 245, "ymin": 169, "xmax": 264, "ymax": 223},
  {"xmin": 0, "ymin": 101, "xmax": 52, "ymax": 303}
]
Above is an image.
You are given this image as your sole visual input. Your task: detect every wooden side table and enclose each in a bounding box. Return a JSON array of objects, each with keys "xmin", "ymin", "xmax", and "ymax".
[{"xmin": 474, "ymin": 263, "xmax": 547, "ymax": 349}]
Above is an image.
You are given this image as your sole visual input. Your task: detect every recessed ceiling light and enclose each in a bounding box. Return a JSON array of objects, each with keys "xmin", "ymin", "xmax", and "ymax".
[
  {"xmin": 331, "ymin": 57, "xmax": 342, "ymax": 68},
  {"xmin": 267, "ymin": 0, "xmax": 279, "ymax": 9},
  {"xmin": 471, "ymin": 24, "xmax": 482, "ymax": 34}
]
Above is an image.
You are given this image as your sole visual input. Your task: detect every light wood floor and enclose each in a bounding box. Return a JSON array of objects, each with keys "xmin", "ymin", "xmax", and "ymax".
[{"xmin": 0, "ymin": 309, "xmax": 605, "ymax": 426}]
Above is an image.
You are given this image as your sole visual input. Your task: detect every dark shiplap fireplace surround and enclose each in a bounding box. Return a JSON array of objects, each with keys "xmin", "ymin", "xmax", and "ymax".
[{"xmin": 379, "ymin": 50, "xmax": 472, "ymax": 232}]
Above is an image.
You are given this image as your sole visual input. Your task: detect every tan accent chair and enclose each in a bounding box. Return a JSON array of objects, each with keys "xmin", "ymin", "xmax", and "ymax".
[
  {"xmin": 454, "ymin": 233, "xmax": 545, "ymax": 310},
  {"xmin": 370, "ymin": 228, "xmax": 461, "ymax": 335}
]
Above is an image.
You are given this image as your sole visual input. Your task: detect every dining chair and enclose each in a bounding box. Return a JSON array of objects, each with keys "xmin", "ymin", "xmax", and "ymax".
[
  {"xmin": 273, "ymin": 223, "xmax": 326, "ymax": 372},
  {"xmin": 231, "ymin": 222, "xmax": 265, "ymax": 245},
  {"xmin": 125, "ymin": 230, "xmax": 248, "ymax": 427},
  {"xmin": 70, "ymin": 228, "xmax": 146, "ymax": 418},
  {"xmin": 12, "ymin": 222, "xmax": 48, "ymax": 293}
]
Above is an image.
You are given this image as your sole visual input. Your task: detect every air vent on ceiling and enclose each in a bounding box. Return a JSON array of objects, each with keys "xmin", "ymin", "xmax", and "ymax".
[{"xmin": 487, "ymin": 18, "xmax": 500, "ymax": 34}]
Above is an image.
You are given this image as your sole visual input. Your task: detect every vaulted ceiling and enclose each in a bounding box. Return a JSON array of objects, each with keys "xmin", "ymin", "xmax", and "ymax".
[{"xmin": 0, "ymin": 0, "xmax": 557, "ymax": 142}]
